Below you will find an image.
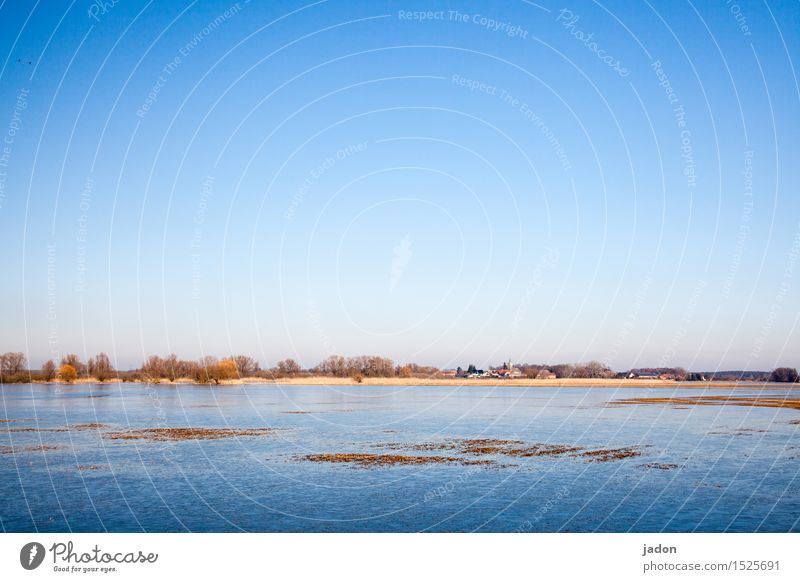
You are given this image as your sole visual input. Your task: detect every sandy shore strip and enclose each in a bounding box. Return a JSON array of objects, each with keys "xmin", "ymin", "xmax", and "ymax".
[
  {"xmin": 265, "ymin": 376, "xmax": 796, "ymax": 389},
  {"xmin": 24, "ymin": 376, "xmax": 799, "ymax": 389}
]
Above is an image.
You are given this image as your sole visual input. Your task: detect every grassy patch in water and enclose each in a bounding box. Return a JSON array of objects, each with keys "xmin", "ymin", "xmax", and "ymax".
[
  {"xmin": 377, "ymin": 439, "xmax": 642, "ymax": 463},
  {"xmin": 640, "ymin": 462, "xmax": 681, "ymax": 470},
  {"xmin": 612, "ymin": 395, "xmax": 800, "ymax": 411},
  {"xmin": 0, "ymin": 444, "xmax": 62, "ymax": 454},
  {"xmin": 579, "ymin": 447, "xmax": 641, "ymax": 462},
  {"xmin": 106, "ymin": 427, "xmax": 276, "ymax": 442},
  {"xmin": 301, "ymin": 453, "xmax": 493, "ymax": 467}
]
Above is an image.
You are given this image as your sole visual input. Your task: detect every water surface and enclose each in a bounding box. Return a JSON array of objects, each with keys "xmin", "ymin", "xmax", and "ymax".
[{"xmin": 1, "ymin": 383, "xmax": 798, "ymax": 532}]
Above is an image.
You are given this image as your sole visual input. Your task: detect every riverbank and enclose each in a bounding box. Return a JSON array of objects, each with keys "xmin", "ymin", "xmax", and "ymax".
[
  {"xmin": 16, "ymin": 376, "xmax": 799, "ymax": 389},
  {"xmin": 268, "ymin": 376, "xmax": 795, "ymax": 389}
]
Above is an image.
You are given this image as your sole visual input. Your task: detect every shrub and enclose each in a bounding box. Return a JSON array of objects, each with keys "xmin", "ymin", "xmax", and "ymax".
[
  {"xmin": 0, "ymin": 372, "xmax": 31, "ymax": 384},
  {"xmin": 770, "ymin": 367, "xmax": 799, "ymax": 383},
  {"xmin": 58, "ymin": 364, "xmax": 77, "ymax": 383},
  {"xmin": 217, "ymin": 358, "xmax": 238, "ymax": 381}
]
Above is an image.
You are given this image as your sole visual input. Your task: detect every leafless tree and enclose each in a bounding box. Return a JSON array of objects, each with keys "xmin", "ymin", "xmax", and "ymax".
[
  {"xmin": 275, "ymin": 359, "xmax": 302, "ymax": 377},
  {"xmin": 41, "ymin": 359, "xmax": 56, "ymax": 381},
  {"xmin": 316, "ymin": 355, "xmax": 348, "ymax": 377},
  {"xmin": 141, "ymin": 355, "xmax": 165, "ymax": 380},
  {"xmin": 550, "ymin": 364, "xmax": 575, "ymax": 378},
  {"xmin": 231, "ymin": 355, "xmax": 259, "ymax": 376},
  {"xmin": 580, "ymin": 360, "xmax": 614, "ymax": 378},
  {"xmin": 1, "ymin": 352, "xmax": 27, "ymax": 375},
  {"xmin": 88, "ymin": 352, "xmax": 115, "ymax": 381}
]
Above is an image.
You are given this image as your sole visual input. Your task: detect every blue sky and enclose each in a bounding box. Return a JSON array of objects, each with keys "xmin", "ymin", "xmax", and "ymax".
[{"xmin": 0, "ymin": 0, "xmax": 798, "ymax": 371}]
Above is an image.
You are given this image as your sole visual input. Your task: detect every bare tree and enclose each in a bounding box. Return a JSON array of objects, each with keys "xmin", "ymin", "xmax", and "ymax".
[
  {"xmin": 193, "ymin": 356, "xmax": 219, "ymax": 383},
  {"xmin": 141, "ymin": 355, "xmax": 165, "ymax": 380},
  {"xmin": 89, "ymin": 352, "xmax": 115, "ymax": 381},
  {"xmin": 1, "ymin": 352, "xmax": 27, "ymax": 375},
  {"xmin": 581, "ymin": 360, "xmax": 614, "ymax": 378},
  {"xmin": 317, "ymin": 355, "xmax": 348, "ymax": 377},
  {"xmin": 160, "ymin": 354, "xmax": 195, "ymax": 380},
  {"xmin": 41, "ymin": 359, "xmax": 56, "ymax": 381},
  {"xmin": 275, "ymin": 359, "xmax": 302, "ymax": 377},
  {"xmin": 163, "ymin": 353, "xmax": 180, "ymax": 381},
  {"xmin": 550, "ymin": 364, "xmax": 575, "ymax": 378},
  {"xmin": 231, "ymin": 355, "xmax": 259, "ymax": 376}
]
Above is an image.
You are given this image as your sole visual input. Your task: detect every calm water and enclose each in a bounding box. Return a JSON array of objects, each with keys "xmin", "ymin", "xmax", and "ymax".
[{"xmin": 1, "ymin": 383, "xmax": 798, "ymax": 532}]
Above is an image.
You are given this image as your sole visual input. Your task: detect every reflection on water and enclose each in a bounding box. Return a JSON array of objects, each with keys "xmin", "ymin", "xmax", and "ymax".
[{"xmin": 1, "ymin": 383, "xmax": 798, "ymax": 532}]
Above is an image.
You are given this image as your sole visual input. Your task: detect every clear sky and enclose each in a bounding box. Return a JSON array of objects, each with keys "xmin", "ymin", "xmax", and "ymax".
[{"xmin": 0, "ymin": 0, "xmax": 798, "ymax": 371}]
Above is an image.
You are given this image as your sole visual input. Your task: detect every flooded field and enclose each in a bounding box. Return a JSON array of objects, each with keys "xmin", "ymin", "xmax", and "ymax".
[{"xmin": 1, "ymin": 383, "xmax": 798, "ymax": 532}]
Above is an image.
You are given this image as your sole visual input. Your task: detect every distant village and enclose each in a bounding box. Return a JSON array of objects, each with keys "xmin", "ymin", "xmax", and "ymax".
[
  {"xmin": 441, "ymin": 361, "xmax": 547, "ymax": 379},
  {"xmin": 439, "ymin": 361, "xmax": 778, "ymax": 382}
]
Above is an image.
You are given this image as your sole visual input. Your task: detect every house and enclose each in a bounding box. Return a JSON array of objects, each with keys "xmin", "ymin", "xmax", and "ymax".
[
  {"xmin": 494, "ymin": 360, "xmax": 523, "ymax": 379},
  {"xmin": 536, "ymin": 369, "xmax": 556, "ymax": 380},
  {"xmin": 491, "ymin": 368, "xmax": 521, "ymax": 378}
]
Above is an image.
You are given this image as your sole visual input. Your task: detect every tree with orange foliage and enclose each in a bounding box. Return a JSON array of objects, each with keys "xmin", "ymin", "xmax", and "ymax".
[
  {"xmin": 216, "ymin": 358, "xmax": 238, "ymax": 381},
  {"xmin": 58, "ymin": 364, "xmax": 77, "ymax": 383}
]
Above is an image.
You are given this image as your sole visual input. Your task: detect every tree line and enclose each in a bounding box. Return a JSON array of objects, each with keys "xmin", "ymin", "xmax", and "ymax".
[
  {"xmin": 1, "ymin": 351, "xmax": 798, "ymax": 384},
  {"xmin": 512, "ymin": 361, "xmax": 618, "ymax": 379},
  {"xmin": 0, "ymin": 351, "xmax": 117, "ymax": 383},
  {"xmin": 0, "ymin": 352, "xmax": 442, "ymax": 384}
]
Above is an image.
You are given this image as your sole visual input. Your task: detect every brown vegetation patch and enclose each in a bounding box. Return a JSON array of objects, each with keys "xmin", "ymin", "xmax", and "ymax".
[
  {"xmin": 694, "ymin": 481, "xmax": 723, "ymax": 489},
  {"xmin": 301, "ymin": 453, "xmax": 492, "ymax": 467},
  {"xmin": 384, "ymin": 438, "xmax": 523, "ymax": 454},
  {"xmin": 459, "ymin": 439, "xmax": 525, "ymax": 454},
  {"xmin": 613, "ymin": 395, "xmax": 800, "ymax": 411},
  {"xmin": 383, "ymin": 441, "xmax": 460, "ymax": 452},
  {"xmin": 5, "ymin": 423, "xmax": 108, "ymax": 433},
  {"xmin": 5, "ymin": 427, "xmax": 69, "ymax": 433},
  {"xmin": 379, "ymin": 438, "xmax": 639, "ymax": 463},
  {"xmin": 106, "ymin": 427, "xmax": 276, "ymax": 442},
  {"xmin": 579, "ymin": 447, "xmax": 641, "ymax": 462},
  {"xmin": 0, "ymin": 444, "xmax": 62, "ymax": 454},
  {"xmin": 70, "ymin": 423, "xmax": 109, "ymax": 430},
  {"xmin": 640, "ymin": 462, "xmax": 680, "ymax": 470},
  {"xmin": 505, "ymin": 444, "xmax": 585, "ymax": 457},
  {"xmin": 708, "ymin": 428, "xmax": 767, "ymax": 436}
]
